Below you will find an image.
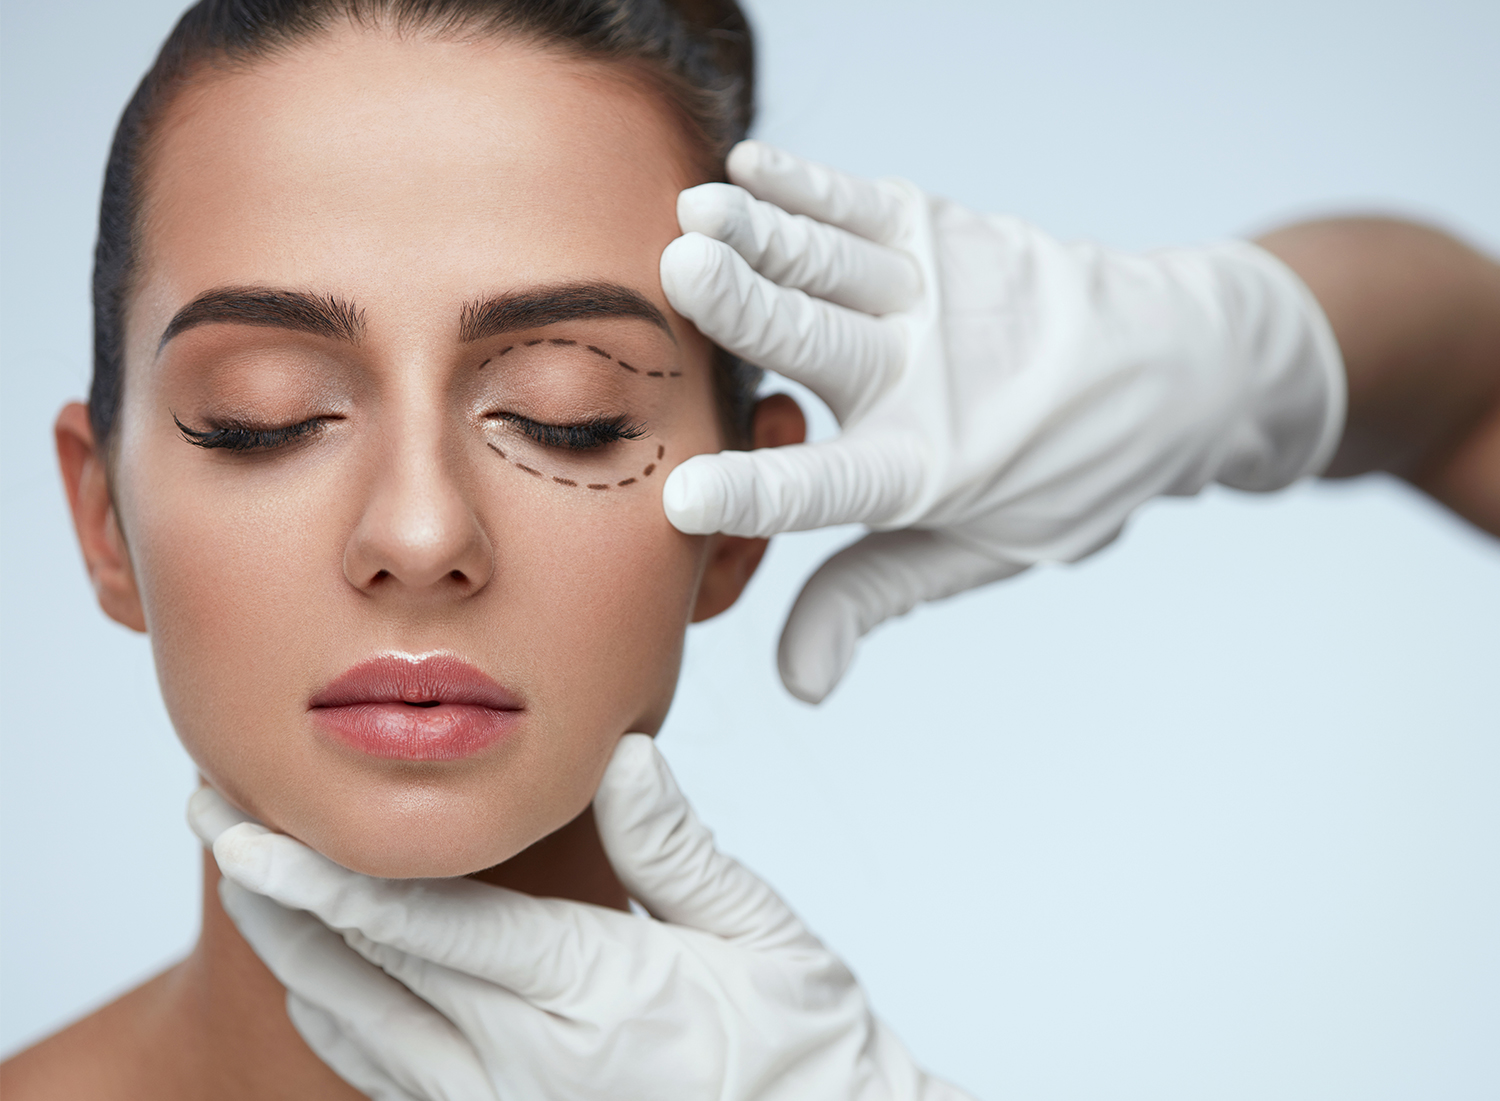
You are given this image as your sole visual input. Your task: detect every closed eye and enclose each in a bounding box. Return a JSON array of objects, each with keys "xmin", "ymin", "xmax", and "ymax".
[
  {"xmin": 488, "ymin": 412, "xmax": 646, "ymax": 451},
  {"xmin": 174, "ymin": 413, "xmax": 334, "ymax": 452}
]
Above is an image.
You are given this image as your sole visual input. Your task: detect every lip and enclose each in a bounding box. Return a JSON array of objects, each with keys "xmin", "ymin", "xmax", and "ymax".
[{"xmin": 310, "ymin": 653, "xmax": 523, "ymax": 761}]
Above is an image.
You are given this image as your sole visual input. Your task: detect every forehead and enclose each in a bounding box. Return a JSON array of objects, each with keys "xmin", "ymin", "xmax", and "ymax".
[{"xmin": 132, "ymin": 26, "xmax": 697, "ymax": 347}]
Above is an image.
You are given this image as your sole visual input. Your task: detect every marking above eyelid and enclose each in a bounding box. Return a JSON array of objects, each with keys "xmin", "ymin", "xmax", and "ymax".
[{"xmin": 480, "ymin": 339, "xmax": 682, "ymax": 382}]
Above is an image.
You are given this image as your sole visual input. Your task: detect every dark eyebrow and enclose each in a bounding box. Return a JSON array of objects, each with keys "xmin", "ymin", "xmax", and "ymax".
[
  {"xmin": 459, "ymin": 282, "xmax": 675, "ymax": 344},
  {"xmin": 158, "ymin": 287, "xmax": 365, "ymax": 353}
]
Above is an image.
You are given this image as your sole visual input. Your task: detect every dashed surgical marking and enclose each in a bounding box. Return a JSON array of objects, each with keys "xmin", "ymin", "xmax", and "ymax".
[
  {"xmin": 490, "ymin": 339, "xmax": 684, "ymax": 383},
  {"xmin": 487, "ymin": 438, "xmax": 663, "ymax": 492}
]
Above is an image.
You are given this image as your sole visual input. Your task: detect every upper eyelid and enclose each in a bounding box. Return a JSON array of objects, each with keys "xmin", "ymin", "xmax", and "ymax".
[{"xmin": 174, "ymin": 413, "xmax": 332, "ymax": 451}]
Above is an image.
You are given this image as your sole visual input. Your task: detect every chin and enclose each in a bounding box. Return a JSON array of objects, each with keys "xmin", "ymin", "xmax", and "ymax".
[{"xmin": 270, "ymin": 780, "xmax": 581, "ymax": 880}]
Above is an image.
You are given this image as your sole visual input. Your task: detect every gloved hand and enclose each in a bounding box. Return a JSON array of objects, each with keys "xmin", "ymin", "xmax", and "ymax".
[
  {"xmin": 188, "ymin": 735, "xmax": 971, "ymax": 1101},
  {"xmin": 660, "ymin": 142, "xmax": 1347, "ymax": 703}
]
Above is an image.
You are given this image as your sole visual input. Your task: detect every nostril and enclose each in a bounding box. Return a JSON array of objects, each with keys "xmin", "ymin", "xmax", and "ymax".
[{"xmin": 449, "ymin": 569, "xmax": 466, "ymax": 583}]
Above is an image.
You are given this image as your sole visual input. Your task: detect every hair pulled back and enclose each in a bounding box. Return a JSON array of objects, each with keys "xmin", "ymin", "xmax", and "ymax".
[{"xmin": 91, "ymin": 0, "xmax": 758, "ymax": 450}]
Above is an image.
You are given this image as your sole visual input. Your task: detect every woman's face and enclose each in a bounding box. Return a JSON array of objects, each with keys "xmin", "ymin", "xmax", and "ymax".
[{"xmin": 65, "ymin": 27, "xmax": 772, "ymax": 877}]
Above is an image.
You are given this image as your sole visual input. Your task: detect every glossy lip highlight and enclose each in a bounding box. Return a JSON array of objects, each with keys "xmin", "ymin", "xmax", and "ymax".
[{"xmin": 310, "ymin": 652, "xmax": 523, "ymax": 761}]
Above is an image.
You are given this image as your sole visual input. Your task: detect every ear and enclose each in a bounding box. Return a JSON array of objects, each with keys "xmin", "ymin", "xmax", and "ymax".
[
  {"xmin": 55, "ymin": 402, "xmax": 147, "ymax": 632},
  {"xmin": 690, "ymin": 393, "xmax": 807, "ymax": 623}
]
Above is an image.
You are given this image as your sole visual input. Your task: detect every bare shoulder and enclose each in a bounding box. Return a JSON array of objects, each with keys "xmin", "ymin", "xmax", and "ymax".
[{"xmin": 0, "ymin": 966, "xmax": 190, "ymax": 1101}]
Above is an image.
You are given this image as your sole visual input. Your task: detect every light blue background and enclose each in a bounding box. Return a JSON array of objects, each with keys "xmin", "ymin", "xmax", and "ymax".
[{"xmin": 2, "ymin": 1, "xmax": 1497, "ymax": 1097}]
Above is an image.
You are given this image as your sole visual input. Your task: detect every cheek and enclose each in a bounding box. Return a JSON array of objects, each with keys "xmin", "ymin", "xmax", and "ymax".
[
  {"xmin": 116, "ymin": 438, "xmax": 353, "ymax": 774},
  {"xmin": 482, "ymin": 474, "xmax": 707, "ymax": 726}
]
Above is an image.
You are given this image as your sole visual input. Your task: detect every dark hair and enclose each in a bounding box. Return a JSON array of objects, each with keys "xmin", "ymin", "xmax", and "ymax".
[{"xmin": 91, "ymin": 0, "xmax": 760, "ymax": 451}]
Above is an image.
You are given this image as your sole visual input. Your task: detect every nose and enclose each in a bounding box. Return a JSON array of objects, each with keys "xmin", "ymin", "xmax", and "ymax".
[{"xmin": 344, "ymin": 428, "xmax": 494, "ymax": 598}]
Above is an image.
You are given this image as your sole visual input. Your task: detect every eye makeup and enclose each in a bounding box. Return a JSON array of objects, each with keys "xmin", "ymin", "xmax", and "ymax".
[
  {"xmin": 173, "ymin": 412, "xmax": 333, "ymax": 452},
  {"xmin": 484, "ymin": 411, "xmax": 646, "ymax": 452}
]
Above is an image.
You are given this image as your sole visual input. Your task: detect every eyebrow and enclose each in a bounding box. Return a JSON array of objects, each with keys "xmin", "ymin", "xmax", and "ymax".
[
  {"xmin": 459, "ymin": 283, "xmax": 675, "ymax": 344},
  {"xmin": 158, "ymin": 287, "xmax": 365, "ymax": 353}
]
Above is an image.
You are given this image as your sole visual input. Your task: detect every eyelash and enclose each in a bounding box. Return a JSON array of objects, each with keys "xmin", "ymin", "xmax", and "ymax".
[
  {"xmin": 174, "ymin": 414, "xmax": 329, "ymax": 452},
  {"xmin": 173, "ymin": 411, "xmax": 644, "ymax": 455},
  {"xmin": 487, "ymin": 412, "xmax": 646, "ymax": 451}
]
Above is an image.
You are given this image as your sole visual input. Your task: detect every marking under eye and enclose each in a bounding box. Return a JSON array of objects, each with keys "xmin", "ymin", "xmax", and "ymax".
[
  {"xmin": 550, "ymin": 338, "xmax": 576, "ymax": 346},
  {"xmin": 586, "ymin": 345, "xmax": 612, "ymax": 360},
  {"xmin": 617, "ymin": 360, "xmax": 639, "ymax": 373},
  {"xmin": 488, "ymin": 434, "xmax": 666, "ymax": 493},
  {"xmin": 524, "ymin": 339, "xmax": 544, "ymax": 346}
]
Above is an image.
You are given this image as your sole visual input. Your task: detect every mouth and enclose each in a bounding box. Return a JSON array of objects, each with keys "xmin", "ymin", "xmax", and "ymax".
[{"xmin": 309, "ymin": 653, "xmax": 523, "ymax": 761}]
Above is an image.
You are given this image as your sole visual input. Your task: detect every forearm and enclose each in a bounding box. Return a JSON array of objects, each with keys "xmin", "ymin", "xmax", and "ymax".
[{"xmin": 1256, "ymin": 217, "xmax": 1500, "ymax": 535}]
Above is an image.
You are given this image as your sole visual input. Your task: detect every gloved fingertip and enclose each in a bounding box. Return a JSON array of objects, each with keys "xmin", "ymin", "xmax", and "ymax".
[
  {"xmin": 676, "ymin": 182, "xmax": 742, "ymax": 239},
  {"xmin": 659, "ymin": 232, "xmax": 730, "ymax": 316},
  {"xmin": 213, "ymin": 821, "xmax": 276, "ymax": 890},
  {"xmin": 186, "ymin": 786, "xmax": 258, "ymax": 848},
  {"xmin": 595, "ymin": 734, "xmax": 683, "ymax": 862},
  {"xmin": 726, "ymin": 139, "xmax": 771, "ymax": 186},
  {"xmin": 777, "ymin": 618, "xmax": 854, "ymax": 706},
  {"xmin": 778, "ymin": 660, "xmax": 836, "ymax": 705},
  {"xmin": 597, "ymin": 733, "xmax": 666, "ymax": 808},
  {"xmin": 662, "ymin": 462, "xmax": 722, "ymax": 534}
]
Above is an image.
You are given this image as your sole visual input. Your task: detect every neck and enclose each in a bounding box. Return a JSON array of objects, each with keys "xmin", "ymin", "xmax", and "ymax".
[{"xmin": 168, "ymin": 806, "xmax": 628, "ymax": 1099}]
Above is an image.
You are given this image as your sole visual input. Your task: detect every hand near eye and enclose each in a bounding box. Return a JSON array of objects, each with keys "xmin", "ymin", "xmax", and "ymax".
[
  {"xmin": 659, "ymin": 141, "xmax": 1346, "ymax": 703},
  {"xmin": 187, "ymin": 736, "xmax": 972, "ymax": 1101}
]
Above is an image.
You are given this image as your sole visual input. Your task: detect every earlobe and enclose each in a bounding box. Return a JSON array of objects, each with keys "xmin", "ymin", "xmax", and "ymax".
[
  {"xmin": 55, "ymin": 402, "xmax": 147, "ymax": 633},
  {"xmin": 689, "ymin": 392, "xmax": 807, "ymax": 623}
]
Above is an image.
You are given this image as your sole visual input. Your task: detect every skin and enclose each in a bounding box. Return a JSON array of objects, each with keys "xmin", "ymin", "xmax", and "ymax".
[
  {"xmin": 3, "ymin": 24, "xmax": 804, "ymax": 1101},
  {"xmin": 1258, "ymin": 218, "xmax": 1500, "ymax": 535}
]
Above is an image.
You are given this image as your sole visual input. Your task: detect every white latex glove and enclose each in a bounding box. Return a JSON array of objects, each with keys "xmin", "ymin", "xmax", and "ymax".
[
  {"xmin": 660, "ymin": 141, "xmax": 1346, "ymax": 703},
  {"xmin": 187, "ymin": 735, "xmax": 971, "ymax": 1101}
]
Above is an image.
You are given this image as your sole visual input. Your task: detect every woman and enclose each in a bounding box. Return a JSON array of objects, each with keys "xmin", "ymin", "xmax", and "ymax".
[{"xmin": 2, "ymin": 0, "xmax": 808, "ymax": 1095}]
